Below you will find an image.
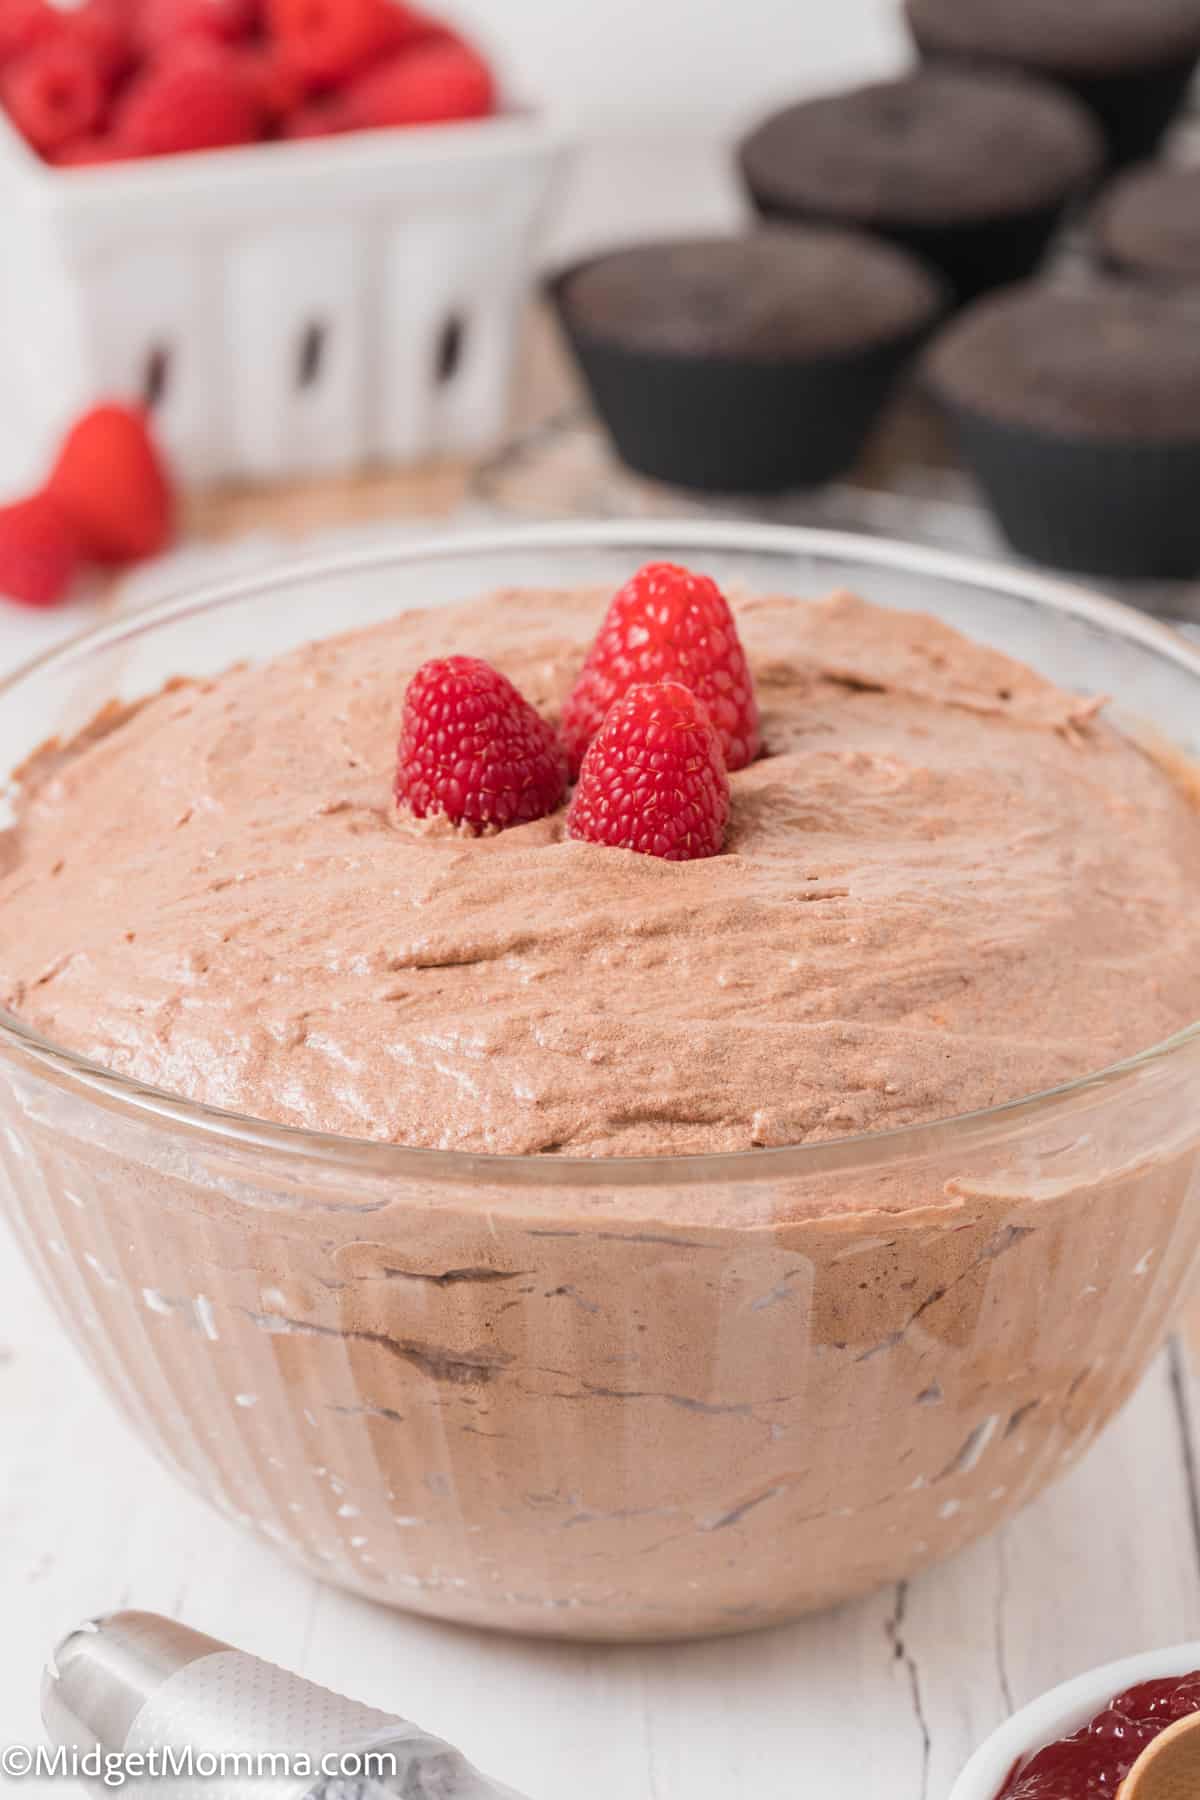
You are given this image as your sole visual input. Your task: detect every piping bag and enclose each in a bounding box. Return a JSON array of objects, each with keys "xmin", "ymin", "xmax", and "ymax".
[{"xmin": 43, "ymin": 1611, "xmax": 528, "ymax": 1800}]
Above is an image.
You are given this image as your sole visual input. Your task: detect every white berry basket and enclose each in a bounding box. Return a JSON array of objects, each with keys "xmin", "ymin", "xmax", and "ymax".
[{"xmin": 0, "ymin": 105, "xmax": 569, "ymax": 487}]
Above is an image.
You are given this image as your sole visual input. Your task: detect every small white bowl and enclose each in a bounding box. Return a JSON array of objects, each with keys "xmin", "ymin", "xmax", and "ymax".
[{"xmin": 950, "ymin": 1644, "xmax": 1200, "ymax": 1800}]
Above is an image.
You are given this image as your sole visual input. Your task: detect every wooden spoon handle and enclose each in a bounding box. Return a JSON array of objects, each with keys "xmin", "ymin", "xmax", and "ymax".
[{"xmin": 1119, "ymin": 1711, "xmax": 1200, "ymax": 1800}]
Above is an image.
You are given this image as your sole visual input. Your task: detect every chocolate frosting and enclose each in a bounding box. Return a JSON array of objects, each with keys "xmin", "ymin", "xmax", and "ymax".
[{"xmin": 2, "ymin": 585, "xmax": 1199, "ymax": 1170}]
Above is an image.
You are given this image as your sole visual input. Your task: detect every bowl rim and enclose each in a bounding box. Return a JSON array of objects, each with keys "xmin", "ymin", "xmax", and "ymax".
[
  {"xmin": 2, "ymin": 516, "xmax": 1199, "ymax": 1191},
  {"xmin": 948, "ymin": 1642, "xmax": 1200, "ymax": 1800}
]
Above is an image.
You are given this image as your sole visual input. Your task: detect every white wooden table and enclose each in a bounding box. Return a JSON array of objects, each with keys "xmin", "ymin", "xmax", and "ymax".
[{"xmin": 1, "ymin": 513, "xmax": 1200, "ymax": 1800}]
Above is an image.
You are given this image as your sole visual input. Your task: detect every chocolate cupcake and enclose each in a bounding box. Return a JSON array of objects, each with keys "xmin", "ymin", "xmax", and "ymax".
[
  {"xmin": 1093, "ymin": 162, "xmax": 1200, "ymax": 284},
  {"xmin": 551, "ymin": 229, "xmax": 945, "ymax": 494},
  {"xmin": 926, "ymin": 281, "xmax": 1200, "ymax": 577},
  {"xmin": 905, "ymin": 0, "xmax": 1200, "ymax": 167},
  {"xmin": 738, "ymin": 68, "xmax": 1102, "ymax": 304}
]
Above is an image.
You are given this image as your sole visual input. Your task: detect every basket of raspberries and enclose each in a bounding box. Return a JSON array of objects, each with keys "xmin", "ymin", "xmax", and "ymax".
[
  {"xmin": 0, "ymin": 0, "xmax": 566, "ymax": 483},
  {"xmin": 1, "ymin": 0, "xmax": 501, "ymax": 162}
]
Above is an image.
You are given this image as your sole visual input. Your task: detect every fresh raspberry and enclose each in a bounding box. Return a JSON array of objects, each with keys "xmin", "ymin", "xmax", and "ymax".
[
  {"xmin": 137, "ymin": 0, "xmax": 260, "ymax": 55},
  {"xmin": 267, "ymin": 0, "xmax": 422, "ymax": 87},
  {"xmin": 567, "ymin": 681, "xmax": 730, "ymax": 862},
  {"xmin": 47, "ymin": 403, "xmax": 173, "ymax": 564},
  {"xmin": 345, "ymin": 37, "xmax": 494, "ymax": 128},
  {"xmin": 0, "ymin": 0, "xmax": 57, "ymax": 70},
  {"xmin": 238, "ymin": 46, "xmax": 304, "ymax": 123},
  {"xmin": 2, "ymin": 34, "xmax": 106, "ymax": 155},
  {"xmin": 64, "ymin": 0, "xmax": 136, "ymax": 87},
  {"xmin": 395, "ymin": 656, "xmax": 567, "ymax": 834},
  {"xmin": 0, "ymin": 494, "xmax": 80, "ymax": 609},
  {"xmin": 562, "ymin": 563, "xmax": 761, "ymax": 778},
  {"xmin": 53, "ymin": 131, "xmax": 133, "ymax": 165},
  {"xmin": 389, "ymin": 8, "xmax": 460, "ymax": 47},
  {"xmin": 281, "ymin": 94, "xmax": 350, "ymax": 136},
  {"xmin": 114, "ymin": 42, "xmax": 263, "ymax": 156}
]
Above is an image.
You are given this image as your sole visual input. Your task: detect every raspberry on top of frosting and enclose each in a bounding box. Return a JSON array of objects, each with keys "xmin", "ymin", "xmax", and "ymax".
[
  {"xmin": 394, "ymin": 654, "xmax": 567, "ymax": 834},
  {"xmin": 395, "ymin": 563, "xmax": 754, "ymax": 865},
  {"xmin": 567, "ymin": 680, "xmax": 730, "ymax": 862},
  {"xmin": 561, "ymin": 562, "xmax": 762, "ymax": 778}
]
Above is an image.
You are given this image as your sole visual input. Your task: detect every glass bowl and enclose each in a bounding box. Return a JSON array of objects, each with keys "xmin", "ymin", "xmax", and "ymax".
[{"xmin": 2, "ymin": 521, "xmax": 1200, "ymax": 1643}]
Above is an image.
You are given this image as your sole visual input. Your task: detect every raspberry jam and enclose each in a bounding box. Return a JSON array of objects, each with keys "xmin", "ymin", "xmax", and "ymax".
[{"xmin": 997, "ymin": 1674, "xmax": 1200, "ymax": 1797}]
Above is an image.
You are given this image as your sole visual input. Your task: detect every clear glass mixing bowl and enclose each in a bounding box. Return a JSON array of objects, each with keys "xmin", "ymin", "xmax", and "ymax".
[{"xmin": 1, "ymin": 521, "xmax": 1199, "ymax": 1642}]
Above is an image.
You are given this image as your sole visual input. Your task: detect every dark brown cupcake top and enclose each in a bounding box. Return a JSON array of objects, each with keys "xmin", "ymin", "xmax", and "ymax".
[
  {"xmin": 556, "ymin": 229, "xmax": 944, "ymax": 360},
  {"xmin": 739, "ymin": 69, "xmax": 1102, "ymax": 229},
  {"xmin": 1094, "ymin": 163, "xmax": 1200, "ymax": 282},
  {"xmin": 926, "ymin": 280, "xmax": 1200, "ymax": 439},
  {"xmin": 906, "ymin": 0, "xmax": 1200, "ymax": 78}
]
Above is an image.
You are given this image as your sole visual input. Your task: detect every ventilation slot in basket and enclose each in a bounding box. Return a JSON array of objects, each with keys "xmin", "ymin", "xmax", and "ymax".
[
  {"xmin": 436, "ymin": 313, "xmax": 466, "ymax": 386},
  {"xmin": 142, "ymin": 345, "xmax": 172, "ymax": 411},
  {"xmin": 296, "ymin": 320, "xmax": 328, "ymax": 391}
]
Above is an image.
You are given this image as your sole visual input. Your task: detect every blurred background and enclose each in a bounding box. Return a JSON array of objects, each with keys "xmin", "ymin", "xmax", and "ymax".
[
  {"xmin": 461, "ymin": 0, "xmax": 903, "ymax": 255},
  {"xmin": 3, "ymin": 0, "xmax": 1200, "ymax": 648}
]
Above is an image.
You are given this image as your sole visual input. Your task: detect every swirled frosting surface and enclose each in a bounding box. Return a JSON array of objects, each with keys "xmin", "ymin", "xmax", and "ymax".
[{"xmin": 2, "ymin": 585, "xmax": 1199, "ymax": 1158}]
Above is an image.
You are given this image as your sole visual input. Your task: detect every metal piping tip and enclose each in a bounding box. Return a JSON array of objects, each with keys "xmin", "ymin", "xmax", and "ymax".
[
  {"xmin": 44, "ymin": 1613, "xmax": 227, "ymax": 1757},
  {"xmin": 42, "ymin": 1611, "xmax": 527, "ymax": 1800}
]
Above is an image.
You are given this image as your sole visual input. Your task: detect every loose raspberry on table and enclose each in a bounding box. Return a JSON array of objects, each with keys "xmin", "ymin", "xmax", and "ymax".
[
  {"xmin": 395, "ymin": 656, "xmax": 568, "ymax": 834},
  {"xmin": 562, "ymin": 562, "xmax": 761, "ymax": 778},
  {"xmin": 47, "ymin": 403, "xmax": 173, "ymax": 564},
  {"xmin": 566, "ymin": 680, "xmax": 731, "ymax": 862},
  {"xmin": 0, "ymin": 495, "xmax": 80, "ymax": 609}
]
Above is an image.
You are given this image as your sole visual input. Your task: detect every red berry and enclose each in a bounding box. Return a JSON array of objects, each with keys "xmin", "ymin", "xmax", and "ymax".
[
  {"xmin": 47, "ymin": 403, "xmax": 173, "ymax": 564},
  {"xmin": 3, "ymin": 34, "xmax": 105, "ymax": 155},
  {"xmin": 115, "ymin": 42, "xmax": 263, "ymax": 156},
  {"xmin": 345, "ymin": 37, "xmax": 494, "ymax": 128},
  {"xmin": 389, "ymin": 8, "xmax": 461, "ymax": 47},
  {"xmin": 567, "ymin": 681, "xmax": 730, "ymax": 863},
  {"xmin": 0, "ymin": 0, "xmax": 57, "ymax": 70},
  {"xmin": 238, "ymin": 46, "xmax": 304, "ymax": 122},
  {"xmin": 395, "ymin": 656, "xmax": 567, "ymax": 834},
  {"xmin": 65, "ymin": 0, "xmax": 136, "ymax": 87},
  {"xmin": 267, "ymin": 0, "xmax": 422, "ymax": 87},
  {"xmin": 281, "ymin": 94, "xmax": 350, "ymax": 136},
  {"xmin": 137, "ymin": 0, "xmax": 260, "ymax": 55},
  {"xmin": 53, "ymin": 131, "xmax": 133, "ymax": 165},
  {"xmin": 562, "ymin": 563, "xmax": 761, "ymax": 779},
  {"xmin": 0, "ymin": 494, "xmax": 80, "ymax": 609}
]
